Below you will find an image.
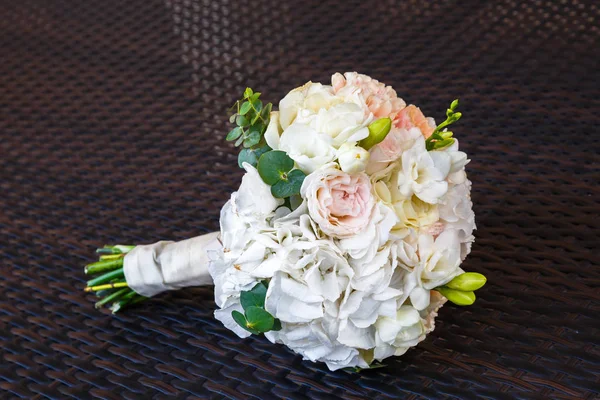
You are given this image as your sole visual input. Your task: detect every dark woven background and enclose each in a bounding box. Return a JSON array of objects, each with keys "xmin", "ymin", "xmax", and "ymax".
[{"xmin": 1, "ymin": 0, "xmax": 598, "ymax": 398}]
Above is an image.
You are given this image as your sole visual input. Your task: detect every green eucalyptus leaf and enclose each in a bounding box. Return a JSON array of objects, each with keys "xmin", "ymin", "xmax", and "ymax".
[
  {"xmin": 240, "ymin": 282, "xmax": 267, "ymax": 310},
  {"xmin": 236, "ymin": 115, "xmax": 249, "ymax": 127},
  {"xmin": 238, "ymin": 145, "xmax": 271, "ymax": 168},
  {"xmin": 234, "ymin": 134, "xmax": 245, "ymax": 147},
  {"xmin": 244, "ymin": 87, "xmax": 253, "ymax": 99},
  {"xmin": 272, "ymin": 318, "xmax": 282, "ymax": 331},
  {"xmin": 240, "ymin": 101, "xmax": 252, "ymax": 115},
  {"xmin": 232, "ymin": 310, "xmax": 259, "ymax": 334},
  {"xmin": 245, "ymin": 306, "xmax": 275, "ymax": 333},
  {"xmin": 446, "ymin": 272, "xmax": 487, "ymax": 291},
  {"xmin": 250, "ymin": 92, "xmax": 261, "ymax": 102},
  {"xmin": 243, "ymin": 129, "xmax": 261, "ymax": 148},
  {"xmin": 226, "ymin": 127, "xmax": 243, "ymax": 141},
  {"xmin": 252, "ymin": 99, "xmax": 263, "ymax": 113},
  {"xmin": 271, "ymin": 169, "xmax": 305, "ymax": 198},
  {"xmin": 257, "ymin": 150, "xmax": 295, "ymax": 185},
  {"xmin": 261, "ymin": 103, "xmax": 272, "ymax": 121},
  {"xmin": 435, "ymin": 287, "xmax": 476, "ymax": 306},
  {"xmin": 289, "ymin": 194, "xmax": 303, "ymax": 210}
]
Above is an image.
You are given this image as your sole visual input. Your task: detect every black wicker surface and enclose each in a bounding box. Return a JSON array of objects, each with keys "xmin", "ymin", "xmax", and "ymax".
[{"xmin": 0, "ymin": 0, "xmax": 599, "ymax": 399}]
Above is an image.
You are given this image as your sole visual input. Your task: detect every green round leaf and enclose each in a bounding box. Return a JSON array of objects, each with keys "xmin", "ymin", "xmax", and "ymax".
[
  {"xmin": 446, "ymin": 272, "xmax": 487, "ymax": 291},
  {"xmin": 257, "ymin": 150, "xmax": 294, "ymax": 185},
  {"xmin": 236, "ymin": 115, "xmax": 249, "ymax": 127},
  {"xmin": 261, "ymin": 103, "xmax": 272, "ymax": 121},
  {"xmin": 243, "ymin": 129, "xmax": 261, "ymax": 148},
  {"xmin": 243, "ymin": 87, "xmax": 253, "ymax": 99},
  {"xmin": 240, "ymin": 282, "xmax": 267, "ymax": 310},
  {"xmin": 238, "ymin": 145, "xmax": 271, "ymax": 168},
  {"xmin": 240, "ymin": 101, "xmax": 252, "ymax": 115},
  {"xmin": 435, "ymin": 287, "xmax": 476, "ymax": 306},
  {"xmin": 252, "ymin": 99, "xmax": 263, "ymax": 113},
  {"xmin": 226, "ymin": 127, "xmax": 243, "ymax": 141},
  {"xmin": 271, "ymin": 318, "xmax": 282, "ymax": 331},
  {"xmin": 271, "ymin": 169, "xmax": 305, "ymax": 198},
  {"xmin": 232, "ymin": 310, "xmax": 260, "ymax": 335},
  {"xmin": 245, "ymin": 306, "xmax": 275, "ymax": 333}
]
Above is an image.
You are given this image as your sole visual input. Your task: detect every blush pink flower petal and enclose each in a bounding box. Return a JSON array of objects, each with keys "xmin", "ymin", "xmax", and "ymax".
[{"xmin": 301, "ymin": 165, "xmax": 375, "ymax": 238}]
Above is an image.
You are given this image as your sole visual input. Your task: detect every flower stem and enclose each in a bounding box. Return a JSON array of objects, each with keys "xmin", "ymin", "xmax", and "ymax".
[
  {"xmin": 85, "ymin": 281, "xmax": 128, "ymax": 292},
  {"xmin": 95, "ymin": 287, "xmax": 130, "ymax": 308},
  {"xmin": 87, "ymin": 267, "xmax": 125, "ymax": 287},
  {"xmin": 85, "ymin": 259, "xmax": 124, "ymax": 275}
]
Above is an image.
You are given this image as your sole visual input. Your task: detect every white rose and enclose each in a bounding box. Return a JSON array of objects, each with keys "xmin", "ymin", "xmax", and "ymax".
[
  {"xmin": 337, "ymin": 142, "xmax": 370, "ymax": 174},
  {"xmin": 279, "ymin": 82, "xmax": 341, "ymax": 130},
  {"xmin": 278, "ymin": 122, "xmax": 336, "ymax": 174},
  {"xmin": 306, "ymin": 103, "xmax": 371, "ymax": 148}
]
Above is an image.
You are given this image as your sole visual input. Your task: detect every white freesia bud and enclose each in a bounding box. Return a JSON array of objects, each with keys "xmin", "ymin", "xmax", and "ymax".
[{"xmin": 337, "ymin": 143, "xmax": 370, "ymax": 174}]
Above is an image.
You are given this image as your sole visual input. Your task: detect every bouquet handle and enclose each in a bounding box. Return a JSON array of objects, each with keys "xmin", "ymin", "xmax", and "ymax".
[{"xmin": 123, "ymin": 231, "xmax": 221, "ymax": 297}]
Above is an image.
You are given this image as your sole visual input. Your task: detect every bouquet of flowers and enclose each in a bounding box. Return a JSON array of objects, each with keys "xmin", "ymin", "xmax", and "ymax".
[{"xmin": 84, "ymin": 72, "xmax": 486, "ymax": 371}]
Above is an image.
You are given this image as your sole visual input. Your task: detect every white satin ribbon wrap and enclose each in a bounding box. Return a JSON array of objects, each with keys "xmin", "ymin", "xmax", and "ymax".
[{"xmin": 123, "ymin": 231, "xmax": 221, "ymax": 297}]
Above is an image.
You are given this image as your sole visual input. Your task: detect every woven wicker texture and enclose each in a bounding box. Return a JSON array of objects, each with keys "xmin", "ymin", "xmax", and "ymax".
[{"xmin": 0, "ymin": 0, "xmax": 598, "ymax": 398}]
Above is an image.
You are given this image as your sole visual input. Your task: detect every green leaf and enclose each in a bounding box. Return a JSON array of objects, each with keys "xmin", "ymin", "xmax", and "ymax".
[
  {"xmin": 257, "ymin": 150, "xmax": 295, "ymax": 185},
  {"xmin": 244, "ymin": 87, "xmax": 253, "ymax": 99},
  {"xmin": 250, "ymin": 92, "xmax": 261, "ymax": 102},
  {"xmin": 234, "ymin": 134, "xmax": 245, "ymax": 147},
  {"xmin": 232, "ymin": 310, "xmax": 260, "ymax": 335},
  {"xmin": 450, "ymin": 99, "xmax": 459, "ymax": 110},
  {"xmin": 229, "ymin": 114, "xmax": 237, "ymax": 124},
  {"xmin": 243, "ymin": 129, "xmax": 261, "ymax": 148},
  {"xmin": 236, "ymin": 115, "xmax": 249, "ymax": 127},
  {"xmin": 272, "ymin": 318, "xmax": 282, "ymax": 331},
  {"xmin": 435, "ymin": 287, "xmax": 476, "ymax": 306},
  {"xmin": 252, "ymin": 99, "xmax": 263, "ymax": 113},
  {"xmin": 226, "ymin": 127, "xmax": 243, "ymax": 141},
  {"xmin": 245, "ymin": 306, "xmax": 275, "ymax": 333},
  {"xmin": 271, "ymin": 169, "xmax": 305, "ymax": 198},
  {"xmin": 238, "ymin": 145, "xmax": 271, "ymax": 168},
  {"xmin": 240, "ymin": 282, "xmax": 267, "ymax": 310},
  {"xmin": 446, "ymin": 272, "xmax": 487, "ymax": 291},
  {"xmin": 240, "ymin": 101, "xmax": 252, "ymax": 115},
  {"xmin": 359, "ymin": 117, "xmax": 392, "ymax": 150},
  {"xmin": 261, "ymin": 102, "xmax": 272, "ymax": 121},
  {"xmin": 289, "ymin": 194, "xmax": 303, "ymax": 210}
]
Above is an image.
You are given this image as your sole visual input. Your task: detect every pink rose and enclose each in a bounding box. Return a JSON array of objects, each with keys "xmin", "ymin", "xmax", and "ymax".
[
  {"xmin": 393, "ymin": 105, "xmax": 434, "ymax": 138},
  {"xmin": 301, "ymin": 164, "xmax": 375, "ymax": 238},
  {"xmin": 332, "ymin": 72, "xmax": 406, "ymax": 119}
]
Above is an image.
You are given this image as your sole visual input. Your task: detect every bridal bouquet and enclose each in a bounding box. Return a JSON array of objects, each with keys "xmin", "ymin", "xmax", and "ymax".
[{"xmin": 84, "ymin": 72, "xmax": 486, "ymax": 371}]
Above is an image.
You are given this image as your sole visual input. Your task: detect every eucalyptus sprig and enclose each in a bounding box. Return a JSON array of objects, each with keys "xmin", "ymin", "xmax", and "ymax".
[
  {"xmin": 232, "ymin": 281, "xmax": 282, "ymax": 335},
  {"xmin": 434, "ymin": 272, "xmax": 486, "ymax": 306},
  {"xmin": 425, "ymin": 99, "xmax": 461, "ymax": 151},
  {"xmin": 227, "ymin": 87, "xmax": 273, "ymax": 168},
  {"xmin": 83, "ymin": 245, "xmax": 148, "ymax": 313}
]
